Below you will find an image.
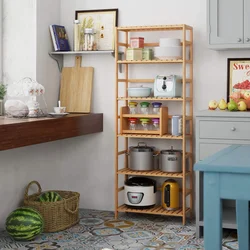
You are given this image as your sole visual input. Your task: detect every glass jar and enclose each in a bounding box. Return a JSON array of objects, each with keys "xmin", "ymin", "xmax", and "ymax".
[
  {"xmin": 140, "ymin": 102, "xmax": 150, "ymax": 114},
  {"xmin": 152, "ymin": 118, "xmax": 160, "ymax": 130},
  {"xmin": 152, "ymin": 102, "xmax": 162, "ymax": 114},
  {"xmin": 128, "ymin": 118, "xmax": 138, "ymax": 130},
  {"xmin": 84, "ymin": 28, "xmax": 97, "ymax": 51},
  {"xmin": 128, "ymin": 102, "xmax": 138, "ymax": 114},
  {"xmin": 140, "ymin": 118, "xmax": 150, "ymax": 130}
]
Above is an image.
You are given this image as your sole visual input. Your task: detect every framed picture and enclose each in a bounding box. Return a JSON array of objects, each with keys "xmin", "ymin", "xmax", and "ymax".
[
  {"xmin": 227, "ymin": 58, "xmax": 250, "ymax": 101},
  {"xmin": 75, "ymin": 8, "xmax": 118, "ymax": 51}
]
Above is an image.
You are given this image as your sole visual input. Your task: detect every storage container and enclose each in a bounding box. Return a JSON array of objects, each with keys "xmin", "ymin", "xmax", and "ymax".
[
  {"xmin": 142, "ymin": 48, "xmax": 153, "ymax": 60},
  {"xmin": 84, "ymin": 28, "xmax": 97, "ymax": 51},
  {"xmin": 171, "ymin": 115, "xmax": 183, "ymax": 136},
  {"xmin": 126, "ymin": 48, "xmax": 143, "ymax": 60},
  {"xmin": 130, "ymin": 37, "xmax": 144, "ymax": 48}
]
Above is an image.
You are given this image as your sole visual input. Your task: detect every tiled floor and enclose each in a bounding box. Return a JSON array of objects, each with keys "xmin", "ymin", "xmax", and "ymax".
[{"xmin": 0, "ymin": 209, "xmax": 238, "ymax": 250}]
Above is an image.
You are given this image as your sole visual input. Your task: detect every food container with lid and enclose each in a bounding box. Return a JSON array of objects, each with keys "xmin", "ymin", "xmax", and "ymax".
[
  {"xmin": 142, "ymin": 48, "xmax": 153, "ymax": 60},
  {"xmin": 128, "ymin": 87, "xmax": 151, "ymax": 97},
  {"xmin": 152, "ymin": 102, "xmax": 162, "ymax": 114},
  {"xmin": 128, "ymin": 102, "xmax": 138, "ymax": 114},
  {"xmin": 159, "ymin": 38, "xmax": 181, "ymax": 47},
  {"xmin": 140, "ymin": 102, "xmax": 150, "ymax": 114},
  {"xmin": 126, "ymin": 48, "xmax": 143, "ymax": 60},
  {"xmin": 128, "ymin": 118, "xmax": 138, "ymax": 130},
  {"xmin": 152, "ymin": 118, "xmax": 160, "ymax": 130},
  {"xmin": 171, "ymin": 115, "xmax": 182, "ymax": 136},
  {"xmin": 84, "ymin": 28, "xmax": 97, "ymax": 51},
  {"xmin": 130, "ymin": 37, "xmax": 144, "ymax": 48},
  {"xmin": 140, "ymin": 118, "xmax": 150, "ymax": 130}
]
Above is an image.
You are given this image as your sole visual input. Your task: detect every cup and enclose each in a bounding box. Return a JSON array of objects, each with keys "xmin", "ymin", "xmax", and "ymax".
[{"xmin": 54, "ymin": 107, "xmax": 66, "ymax": 114}]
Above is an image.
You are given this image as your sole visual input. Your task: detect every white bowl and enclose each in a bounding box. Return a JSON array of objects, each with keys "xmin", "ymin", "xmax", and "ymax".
[
  {"xmin": 154, "ymin": 46, "xmax": 182, "ymax": 60},
  {"xmin": 159, "ymin": 38, "xmax": 181, "ymax": 47},
  {"xmin": 128, "ymin": 87, "xmax": 152, "ymax": 97}
]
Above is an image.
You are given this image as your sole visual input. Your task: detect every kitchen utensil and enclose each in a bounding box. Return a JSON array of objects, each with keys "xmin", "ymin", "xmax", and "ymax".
[
  {"xmin": 154, "ymin": 75, "xmax": 182, "ymax": 97},
  {"xmin": 128, "ymin": 142, "xmax": 158, "ymax": 171},
  {"xmin": 48, "ymin": 112, "xmax": 69, "ymax": 117},
  {"xmin": 127, "ymin": 87, "xmax": 151, "ymax": 97},
  {"xmin": 162, "ymin": 179, "xmax": 180, "ymax": 210},
  {"xmin": 60, "ymin": 56, "xmax": 94, "ymax": 113},
  {"xmin": 160, "ymin": 146, "xmax": 182, "ymax": 173},
  {"xmin": 124, "ymin": 177, "xmax": 156, "ymax": 208},
  {"xmin": 159, "ymin": 38, "xmax": 181, "ymax": 47},
  {"xmin": 54, "ymin": 107, "xmax": 66, "ymax": 114},
  {"xmin": 154, "ymin": 46, "xmax": 182, "ymax": 59}
]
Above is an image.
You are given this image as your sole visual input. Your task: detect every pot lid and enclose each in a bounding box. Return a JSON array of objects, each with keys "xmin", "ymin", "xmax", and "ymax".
[
  {"xmin": 125, "ymin": 177, "xmax": 156, "ymax": 187},
  {"xmin": 161, "ymin": 146, "xmax": 182, "ymax": 154},
  {"xmin": 130, "ymin": 142, "xmax": 154, "ymax": 152}
]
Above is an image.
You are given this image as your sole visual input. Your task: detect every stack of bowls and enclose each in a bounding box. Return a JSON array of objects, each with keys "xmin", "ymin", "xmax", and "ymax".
[{"xmin": 154, "ymin": 38, "xmax": 182, "ymax": 60}]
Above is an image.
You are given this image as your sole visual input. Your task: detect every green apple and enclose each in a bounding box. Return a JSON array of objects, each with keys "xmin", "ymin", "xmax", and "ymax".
[
  {"xmin": 208, "ymin": 100, "xmax": 218, "ymax": 110},
  {"xmin": 238, "ymin": 100, "xmax": 247, "ymax": 111},
  {"xmin": 228, "ymin": 100, "xmax": 238, "ymax": 111},
  {"xmin": 218, "ymin": 99, "xmax": 228, "ymax": 110}
]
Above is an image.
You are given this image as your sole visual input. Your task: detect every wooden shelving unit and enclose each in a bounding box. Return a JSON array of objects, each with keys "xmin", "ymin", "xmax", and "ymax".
[{"xmin": 114, "ymin": 24, "xmax": 193, "ymax": 225}]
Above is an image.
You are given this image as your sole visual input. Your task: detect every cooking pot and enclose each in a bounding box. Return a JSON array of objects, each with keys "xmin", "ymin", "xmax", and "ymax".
[
  {"xmin": 160, "ymin": 146, "xmax": 182, "ymax": 173},
  {"xmin": 128, "ymin": 142, "xmax": 158, "ymax": 171}
]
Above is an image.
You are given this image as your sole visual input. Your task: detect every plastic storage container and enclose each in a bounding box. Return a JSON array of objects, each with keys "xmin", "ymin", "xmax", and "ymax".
[
  {"xmin": 152, "ymin": 102, "xmax": 162, "ymax": 114},
  {"xmin": 140, "ymin": 118, "xmax": 150, "ymax": 130},
  {"xmin": 126, "ymin": 48, "xmax": 143, "ymax": 60},
  {"xmin": 152, "ymin": 118, "xmax": 160, "ymax": 130}
]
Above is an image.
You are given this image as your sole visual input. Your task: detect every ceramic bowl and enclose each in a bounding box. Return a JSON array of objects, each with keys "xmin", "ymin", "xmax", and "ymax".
[{"xmin": 127, "ymin": 87, "xmax": 152, "ymax": 97}]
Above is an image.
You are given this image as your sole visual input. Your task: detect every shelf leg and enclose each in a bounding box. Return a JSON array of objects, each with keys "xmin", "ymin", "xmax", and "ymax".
[{"xmin": 48, "ymin": 53, "xmax": 63, "ymax": 72}]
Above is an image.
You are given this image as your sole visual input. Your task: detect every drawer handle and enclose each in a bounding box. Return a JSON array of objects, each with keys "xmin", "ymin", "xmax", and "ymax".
[{"xmin": 231, "ymin": 127, "xmax": 236, "ymax": 131}]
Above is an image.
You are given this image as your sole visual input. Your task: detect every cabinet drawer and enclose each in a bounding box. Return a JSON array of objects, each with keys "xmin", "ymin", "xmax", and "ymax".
[{"xmin": 199, "ymin": 120, "xmax": 250, "ymax": 140}]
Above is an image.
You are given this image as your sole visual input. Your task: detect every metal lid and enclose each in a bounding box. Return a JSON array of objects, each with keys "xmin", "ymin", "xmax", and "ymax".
[
  {"xmin": 125, "ymin": 177, "xmax": 156, "ymax": 187},
  {"xmin": 84, "ymin": 28, "xmax": 96, "ymax": 34},
  {"xmin": 74, "ymin": 20, "xmax": 80, "ymax": 24},
  {"xmin": 161, "ymin": 146, "xmax": 182, "ymax": 154},
  {"xmin": 130, "ymin": 142, "xmax": 154, "ymax": 152}
]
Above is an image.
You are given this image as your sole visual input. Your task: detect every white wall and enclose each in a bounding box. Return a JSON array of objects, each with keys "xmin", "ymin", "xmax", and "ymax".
[{"xmin": 1, "ymin": 0, "xmax": 250, "ymax": 228}]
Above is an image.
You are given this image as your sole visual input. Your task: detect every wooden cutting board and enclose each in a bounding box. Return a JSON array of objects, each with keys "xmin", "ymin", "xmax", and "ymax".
[{"xmin": 60, "ymin": 56, "xmax": 94, "ymax": 113}]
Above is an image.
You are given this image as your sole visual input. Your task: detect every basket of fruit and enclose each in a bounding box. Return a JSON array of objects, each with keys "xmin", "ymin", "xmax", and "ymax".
[{"xmin": 23, "ymin": 180, "xmax": 80, "ymax": 233}]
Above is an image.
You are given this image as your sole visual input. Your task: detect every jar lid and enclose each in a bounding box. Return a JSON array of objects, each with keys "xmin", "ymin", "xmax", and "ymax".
[
  {"xmin": 129, "ymin": 102, "xmax": 138, "ymax": 107},
  {"xmin": 84, "ymin": 28, "xmax": 96, "ymax": 34},
  {"xmin": 74, "ymin": 20, "xmax": 80, "ymax": 24},
  {"xmin": 152, "ymin": 102, "xmax": 162, "ymax": 107},
  {"xmin": 140, "ymin": 102, "xmax": 150, "ymax": 107},
  {"xmin": 129, "ymin": 142, "xmax": 155, "ymax": 152},
  {"xmin": 152, "ymin": 118, "xmax": 159, "ymax": 123},
  {"xmin": 140, "ymin": 118, "xmax": 150, "ymax": 123},
  {"xmin": 128, "ymin": 118, "xmax": 137, "ymax": 122}
]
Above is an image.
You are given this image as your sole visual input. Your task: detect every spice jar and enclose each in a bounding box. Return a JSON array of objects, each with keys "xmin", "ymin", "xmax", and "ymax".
[
  {"xmin": 128, "ymin": 118, "xmax": 138, "ymax": 130},
  {"xmin": 152, "ymin": 102, "xmax": 162, "ymax": 114},
  {"xmin": 140, "ymin": 118, "xmax": 150, "ymax": 130},
  {"xmin": 152, "ymin": 118, "xmax": 160, "ymax": 130},
  {"xmin": 140, "ymin": 102, "xmax": 150, "ymax": 114},
  {"xmin": 84, "ymin": 28, "xmax": 97, "ymax": 51},
  {"xmin": 128, "ymin": 102, "xmax": 138, "ymax": 114}
]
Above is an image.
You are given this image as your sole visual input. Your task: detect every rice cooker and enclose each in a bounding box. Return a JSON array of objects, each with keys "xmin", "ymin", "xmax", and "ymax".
[{"xmin": 124, "ymin": 177, "xmax": 156, "ymax": 208}]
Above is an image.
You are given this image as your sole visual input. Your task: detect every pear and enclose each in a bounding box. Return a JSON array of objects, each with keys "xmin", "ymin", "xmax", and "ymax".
[
  {"xmin": 228, "ymin": 99, "xmax": 238, "ymax": 111},
  {"xmin": 218, "ymin": 99, "xmax": 228, "ymax": 110},
  {"xmin": 238, "ymin": 100, "xmax": 247, "ymax": 111}
]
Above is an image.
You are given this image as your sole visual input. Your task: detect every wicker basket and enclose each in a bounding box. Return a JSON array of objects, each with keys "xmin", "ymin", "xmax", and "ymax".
[{"xmin": 23, "ymin": 181, "xmax": 80, "ymax": 233}]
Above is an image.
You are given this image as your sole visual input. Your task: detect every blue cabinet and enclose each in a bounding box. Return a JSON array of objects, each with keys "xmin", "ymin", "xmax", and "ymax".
[{"xmin": 208, "ymin": 0, "xmax": 250, "ymax": 49}]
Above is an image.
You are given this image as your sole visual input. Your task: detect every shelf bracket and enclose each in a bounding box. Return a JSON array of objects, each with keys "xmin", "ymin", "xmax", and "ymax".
[
  {"xmin": 49, "ymin": 53, "xmax": 63, "ymax": 72},
  {"xmin": 112, "ymin": 51, "xmax": 123, "ymax": 73}
]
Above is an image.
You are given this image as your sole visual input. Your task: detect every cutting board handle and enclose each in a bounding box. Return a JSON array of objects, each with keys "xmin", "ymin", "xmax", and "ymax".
[{"xmin": 75, "ymin": 56, "xmax": 82, "ymax": 68}]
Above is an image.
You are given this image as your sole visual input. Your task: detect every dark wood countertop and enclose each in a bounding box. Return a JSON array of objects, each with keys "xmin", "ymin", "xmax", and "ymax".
[{"xmin": 0, "ymin": 113, "xmax": 103, "ymax": 151}]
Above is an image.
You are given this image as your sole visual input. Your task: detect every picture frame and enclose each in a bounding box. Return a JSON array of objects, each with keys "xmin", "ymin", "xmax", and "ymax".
[
  {"xmin": 227, "ymin": 58, "xmax": 250, "ymax": 101},
  {"xmin": 75, "ymin": 8, "xmax": 118, "ymax": 51}
]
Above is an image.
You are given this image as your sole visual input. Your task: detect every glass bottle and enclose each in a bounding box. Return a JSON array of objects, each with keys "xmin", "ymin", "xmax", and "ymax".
[
  {"xmin": 140, "ymin": 102, "xmax": 150, "ymax": 114},
  {"xmin": 128, "ymin": 118, "xmax": 137, "ymax": 130},
  {"xmin": 140, "ymin": 118, "xmax": 150, "ymax": 130},
  {"xmin": 152, "ymin": 118, "xmax": 160, "ymax": 130},
  {"xmin": 84, "ymin": 28, "xmax": 97, "ymax": 51},
  {"xmin": 152, "ymin": 102, "xmax": 162, "ymax": 114},
  {"xmin": 128, "ymin": 102, "xmax": 138, "ymax": 114}
]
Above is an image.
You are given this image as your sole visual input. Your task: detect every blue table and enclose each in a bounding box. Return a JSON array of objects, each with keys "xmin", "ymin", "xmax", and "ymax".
[{"xmin": 194, "ymin": 145, "xmax": 250, "ymax": 250}]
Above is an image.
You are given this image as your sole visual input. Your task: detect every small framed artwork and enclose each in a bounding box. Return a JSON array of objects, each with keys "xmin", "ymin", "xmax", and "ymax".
[
  {"xmin": 227, "ymin": 58, "xmax": 250, "ymax": 101},
  {"xmin": 75, "ymin": 8, "xmax": 118, "ymax": 51}
]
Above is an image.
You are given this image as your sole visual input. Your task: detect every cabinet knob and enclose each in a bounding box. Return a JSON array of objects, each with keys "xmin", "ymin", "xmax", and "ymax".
[
  {"xmin": 238, "ymin": 38, "xmax": 242, "ymax": 42},
  {"xmin": 231, "ymin": 127, "xmax": 236, "ymax": 131},
  {"xmin": 246, "ymin": 38, "xmax": 250, "ymax": 42}
]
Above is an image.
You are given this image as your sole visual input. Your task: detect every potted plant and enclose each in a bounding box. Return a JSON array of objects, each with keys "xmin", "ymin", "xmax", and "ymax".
[{"xmin": 0, "ymin": 83, "xmax": 7, "ymax": 115}]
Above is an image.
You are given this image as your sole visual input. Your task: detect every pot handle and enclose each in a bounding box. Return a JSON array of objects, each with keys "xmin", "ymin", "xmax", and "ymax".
[
  {"xmin": 153, "ymin": 151, "xmax": 160, "ymax": 157},
  {"xmin": 138, "ymin": 142, "xmax": 147, "ymax": 147}
]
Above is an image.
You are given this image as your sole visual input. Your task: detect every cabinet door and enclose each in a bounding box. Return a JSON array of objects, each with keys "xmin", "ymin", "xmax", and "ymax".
[
  {"xmin": 244, "ymin": 0, "xmax": 250, "ymax": 44},
  {"xmin": 208, "ymin": 0, "xmax": 244, "ymax": 45}
]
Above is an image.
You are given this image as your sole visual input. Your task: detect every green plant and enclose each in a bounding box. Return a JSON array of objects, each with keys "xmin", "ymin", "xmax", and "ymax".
[{"xmin": 0, "ymin": 83, "xmax": 7, "ymax": 100}]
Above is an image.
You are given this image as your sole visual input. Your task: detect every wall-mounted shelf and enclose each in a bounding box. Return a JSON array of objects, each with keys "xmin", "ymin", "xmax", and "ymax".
[{"xmin": 49, "ymin": 50, "xmax": 123, "ymax": 72}]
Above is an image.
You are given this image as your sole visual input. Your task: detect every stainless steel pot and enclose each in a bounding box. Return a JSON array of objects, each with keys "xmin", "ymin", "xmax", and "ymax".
[
  {"xmin": 160, "ymin": 146, "xmax": 182, "ymax": 173},
  {"xmin": 128, "ymin": 142, "xmax": 158, "ymax": 171}
]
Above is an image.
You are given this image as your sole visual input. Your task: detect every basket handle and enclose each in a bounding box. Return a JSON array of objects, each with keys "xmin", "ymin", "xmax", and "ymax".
[
  {"xmin": 24, "ymin": 181, "xmax": 42, "ymax": 199},
  {"xmin": 64, "ymin": 197, "xmax": 79, "ymax": 214}
]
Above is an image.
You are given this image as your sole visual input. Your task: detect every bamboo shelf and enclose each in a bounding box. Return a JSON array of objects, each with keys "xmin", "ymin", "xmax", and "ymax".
[{"xmin": 114, "ymin": 24, "xmax": 193, "ymax": 225}]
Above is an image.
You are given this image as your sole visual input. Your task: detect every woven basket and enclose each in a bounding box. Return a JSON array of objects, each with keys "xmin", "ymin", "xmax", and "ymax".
[{"xmin": 23, "ymin": 181, "xmax": 80, "ymax": 233}]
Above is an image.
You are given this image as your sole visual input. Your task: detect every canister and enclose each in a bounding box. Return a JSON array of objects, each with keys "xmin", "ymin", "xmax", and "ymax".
[
  {"xmin": 171, "ymin": 115, "xmax": 182, "ymax": 136},
  {"xmin": 142, "ymin": 49, "xmax": 153, "ymax": 60},
  {"xmin": 130, "ymin": 37, "xmax": 144, "ymax": 48},
  {"xmin": 126, "ymin": 48, "xmax": 143, "ymax": 60}
]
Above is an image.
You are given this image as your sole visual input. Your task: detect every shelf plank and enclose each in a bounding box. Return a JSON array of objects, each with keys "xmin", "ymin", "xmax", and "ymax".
[
  {"xmin": 117, "ymin": 134, "xmax": 192, "ymax": 139},
  {"xmin": 117, "ymin": 97, "xmax": 192, "ymax": 101},
  {"xmin": 117, "ymin": 59, "xmax": 190, "ymax": 64},
  {"xmin": 117, "ymin": 24, "xmax": 193, "ymax": 32},
  {"xmin": 122, "ymin": 114, "xmax": 160, "ymax": 118},
  {"xmin": 50, "ymin": 50, "xmax": 115, "ymax": 55},
  {"xmin": 117, "ymin": 204, "xmax": 191, "ymax": 217},
  {"xmin": 118, "ymin": 78, "xmax": 192, "ymax": 83},
  {"xmin": 117, "ymin": 168, "xmax": 191, "ymax": 178}
]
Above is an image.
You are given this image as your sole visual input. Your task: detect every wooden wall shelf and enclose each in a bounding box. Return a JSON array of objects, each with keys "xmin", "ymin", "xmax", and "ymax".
[{"xmin": 0, "ymin": 114, "xmax": 103, "ymax": 151}]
